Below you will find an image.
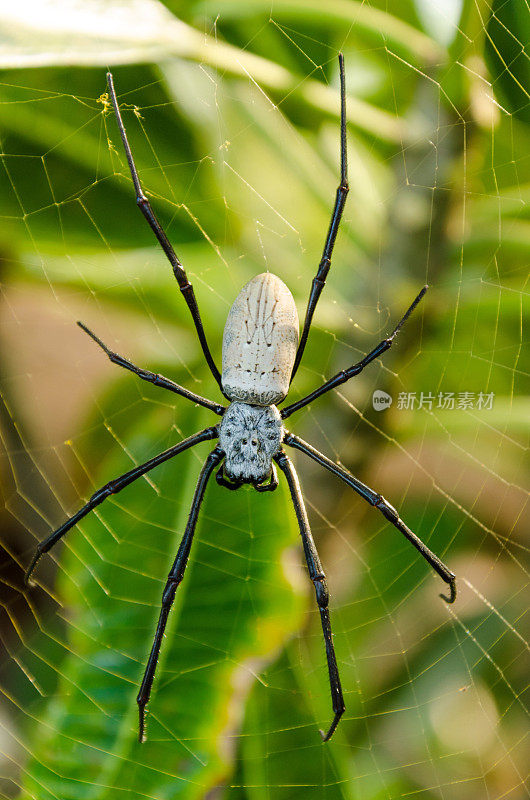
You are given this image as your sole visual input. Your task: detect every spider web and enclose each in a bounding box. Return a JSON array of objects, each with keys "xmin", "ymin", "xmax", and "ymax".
[{"xmin": 0, "ymin": 1, "xmax": 528, "ymax": 798}]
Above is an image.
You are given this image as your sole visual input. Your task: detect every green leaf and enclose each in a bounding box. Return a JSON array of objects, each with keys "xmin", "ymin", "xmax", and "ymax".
[
  {"xmin": 237, "ymin": 648, "xmax": 354, "ymax": 800},
  {"xmin": 193, "ymin": 0, "xmax": 444, "ymax": 64},
  {"xmin": 485, "ymin": 0, "xmax": 530, "ymax": 124},
  {"xmin": 0, "ymin": 0, "xmax": 412, "ymax": 142},
  {"xmin": 19, "ymin": 394, "xmax": 305, "ymax": 798}
]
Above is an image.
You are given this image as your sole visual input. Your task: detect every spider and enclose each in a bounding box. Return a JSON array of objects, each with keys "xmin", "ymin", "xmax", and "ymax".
[{"xmin": 25, "ymin": 55, "xmax": 456, "ymax": 743}]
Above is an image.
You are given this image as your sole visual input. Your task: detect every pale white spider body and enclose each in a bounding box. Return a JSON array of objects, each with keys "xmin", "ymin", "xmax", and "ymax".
[
  {"xmin": 221, "ymin": 273, "xmax": 299, "ymax": 406},
  {"xmin": 219, "ymin": 272, "xmax": 297, "ymax": 483}
]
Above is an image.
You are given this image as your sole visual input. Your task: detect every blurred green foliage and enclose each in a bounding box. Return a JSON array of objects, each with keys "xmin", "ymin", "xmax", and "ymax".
[{"xmin": 0, "ymin": 1, "xmax": 528, "ymax": 799}]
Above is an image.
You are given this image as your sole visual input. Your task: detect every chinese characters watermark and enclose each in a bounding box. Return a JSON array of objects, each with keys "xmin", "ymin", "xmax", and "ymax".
[{"xmin": 372, "ymin": 390, "xmax": 495, "ymax": 411}]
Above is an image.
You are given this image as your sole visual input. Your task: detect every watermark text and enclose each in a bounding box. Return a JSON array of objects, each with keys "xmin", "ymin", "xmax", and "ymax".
[{"xmin": 372, "ymin": 390, "xmax": 495, "ymax": 411}]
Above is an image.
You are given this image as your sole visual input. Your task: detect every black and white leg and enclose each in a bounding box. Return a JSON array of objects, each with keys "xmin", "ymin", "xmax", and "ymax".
[
  {"xmin": 77, "ymin": 321, "xmax": 225, "ymax": 416},
  {"xmin": 24, "ymin": 427, "xmax": 219, "ymax": 584},
  {"xmin": 275, "ymin": 450, "xmax": 345, "ymax": 741},
  {"xmin": 215, "ymin": 465, "xmax": 243, "ymax": 491},
  {"xmin": 284, "ymin": 433, "xmax": 456, "ymax": 603},
  {"xmin": 136, "ymin": 445, "xmax": 223, "ymax": 741},
  {"xmin": 291, "ymin": 53, "xmax": 349, "ymax": 381},
  {"xmin": 283, "ymin": 285, "xmax": 428, "ymax": 418},
  {"xmin": 254, "ymin": 463, "xmax": 279, "ymax": 492},
  {"xmin": 214, "ymin": 463, "xmax": 278, "ymax": 492},
  {"xmin": 106, "ymin": 72, "xmax": 222, "ymax": 390}
]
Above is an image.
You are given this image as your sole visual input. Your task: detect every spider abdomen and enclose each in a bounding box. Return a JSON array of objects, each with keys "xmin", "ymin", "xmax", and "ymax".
[{"xmin": 222, "ymin": 273, "xmax": 299, "ymax": 405}]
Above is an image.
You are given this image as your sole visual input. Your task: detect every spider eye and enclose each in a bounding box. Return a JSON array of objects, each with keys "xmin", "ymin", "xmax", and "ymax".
[{"xmin": 225, "ymin": 429, "xmax": 232, "ymax": 437}]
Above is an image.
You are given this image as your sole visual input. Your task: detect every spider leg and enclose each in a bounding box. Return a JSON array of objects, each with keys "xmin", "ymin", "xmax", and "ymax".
[
  {"xmin": 284, "ymin": 433, "xmax": 456, "ymax": 603},
  {"xmin": 77, "ymin": 322, "xmax": 225, "ymax": 416},
  {"xmin": 24, "ymin": 427, "xmax": 218, "ymax": 585},
  {"xmin": 254, "ymin": 463, "xmax": 278, "ymax": 492},
  {"xmin": 291, "ymin": 53, "xmax": 349, "ymax": 382},
  {"xmin": 136, "ymin": 445, "xmax": 223, "ymax": 742},
  {"xmin": 282, "ymin": 286, "xmax": 428, "ymax": 419},
  {"xmin": 275, "ymin": 450, "xmax": 345, "ymax": 741},
  {"xmin": 215, "ymin": 465, "xmax": 243, "ymax": 490},
  {"xmin": 106, "ymin": 72, "xmax": 222, "ymax": 391}
]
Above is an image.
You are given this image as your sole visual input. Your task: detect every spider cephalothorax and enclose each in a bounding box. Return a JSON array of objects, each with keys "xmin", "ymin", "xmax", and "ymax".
[
  {"xmin": 218, "ymin": 402, "xmax": 283, "ymax": 483},
  {"xmin": 25, "ymin": 55, "xmax": 456, "ymax": 746}
]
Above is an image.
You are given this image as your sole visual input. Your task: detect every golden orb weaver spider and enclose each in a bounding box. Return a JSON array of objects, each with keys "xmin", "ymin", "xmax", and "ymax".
[{"xmin": 26, "ymin": 55, "xmax": 456, "ymax": 743}]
